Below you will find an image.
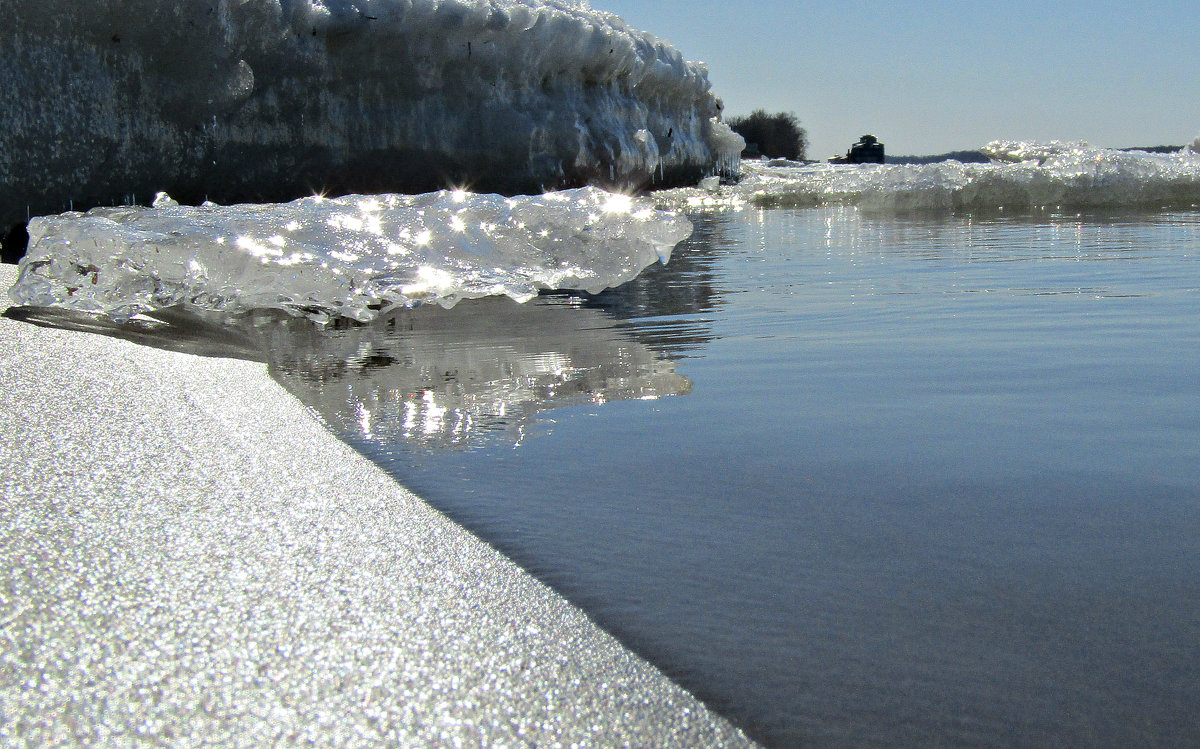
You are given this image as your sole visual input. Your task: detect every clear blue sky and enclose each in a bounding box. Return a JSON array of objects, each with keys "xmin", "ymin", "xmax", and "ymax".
[{"xmin": 590, "ymin": 0, "xmax": 1199, "ymax": 158}]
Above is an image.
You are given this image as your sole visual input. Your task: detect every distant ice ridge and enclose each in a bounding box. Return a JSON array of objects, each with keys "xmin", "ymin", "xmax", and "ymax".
[
  {"xmin": 1, "ymin": 0, "xmax": 741, "ymax": 228},
  {"xmin": 9, "ymin": 188, "xmax": 692, "ymax": 323},
  {"xmin": 658, "ymin": 139, "xmax": 1200, "ymax": 213}
]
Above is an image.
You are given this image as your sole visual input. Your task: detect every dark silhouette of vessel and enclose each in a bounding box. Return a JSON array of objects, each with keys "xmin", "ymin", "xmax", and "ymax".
[{"xmin": 830, "ymin": 134, "xmax": 885, "ymax": 164}]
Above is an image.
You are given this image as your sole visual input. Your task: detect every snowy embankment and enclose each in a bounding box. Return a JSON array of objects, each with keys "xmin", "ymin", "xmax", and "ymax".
[{"xmin": 1, "ymin": 0, "xmax": 742, "ymax": 231}]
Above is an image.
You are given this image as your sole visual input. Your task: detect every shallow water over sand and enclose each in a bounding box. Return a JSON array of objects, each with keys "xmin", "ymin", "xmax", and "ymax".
[{"xmin": 268, "ymin": 207, "xmax": 1200, "ymax": 748}]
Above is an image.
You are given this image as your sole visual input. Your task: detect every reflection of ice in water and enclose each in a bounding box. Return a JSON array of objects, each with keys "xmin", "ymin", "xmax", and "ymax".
[
  {"xmin": 259, "ymin": 295, "xmax": 691, "ymax": 451},
  {"xmin": 406, "ymin": 392, "xmax": 449, "ymax": 438}
]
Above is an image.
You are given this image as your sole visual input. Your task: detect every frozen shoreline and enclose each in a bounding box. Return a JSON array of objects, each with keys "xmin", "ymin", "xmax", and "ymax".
[
  {"xmin": 0, "ymin": 262, "xmax": 753, "ymax": 746},
  {"xmin": 2, "ymin": 0, "xmax": 741, "ymax": 230}
]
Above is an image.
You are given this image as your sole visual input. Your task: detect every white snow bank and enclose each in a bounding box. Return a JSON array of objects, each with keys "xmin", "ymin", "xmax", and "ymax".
[
  {"xmin": 656, "ymin": 140, "xmax": 1200, "ymax": 213},
  {"xmin": 1, "ymin": 0, "xmax": 739, "ymax": 227},
  {"xmin": 9, "ymin": 188, "xmax": 692, "ymax": 323}
]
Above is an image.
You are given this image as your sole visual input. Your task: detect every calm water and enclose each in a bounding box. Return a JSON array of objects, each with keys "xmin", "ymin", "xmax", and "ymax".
[{"xmin": 267, "ymin": 207, "xmax": 1200, "ymax": 747}]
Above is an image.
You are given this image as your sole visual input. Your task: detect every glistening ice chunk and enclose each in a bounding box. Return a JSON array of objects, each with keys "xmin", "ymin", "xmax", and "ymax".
[{"xmin": 9, "ymin": 188, "xmax": 692, "ymax": 323}]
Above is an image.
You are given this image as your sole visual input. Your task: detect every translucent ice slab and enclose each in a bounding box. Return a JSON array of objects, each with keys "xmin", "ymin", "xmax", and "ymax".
[{"xmin": 9, "ymin": 188, "xmax": 692, "ymax": 323}]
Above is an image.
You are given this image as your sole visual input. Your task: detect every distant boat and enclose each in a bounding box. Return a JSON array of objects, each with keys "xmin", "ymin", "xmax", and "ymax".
[{"xmin": 829, "ymin": 134, "xmax": 885, "ymax": 164}]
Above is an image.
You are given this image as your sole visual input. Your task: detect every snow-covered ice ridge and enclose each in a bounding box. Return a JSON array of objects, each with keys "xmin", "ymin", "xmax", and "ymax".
[
  {"xmin": 1, "ymin": 0, "xmax": 741, "ymax": 228},
  {"xmin": 659, "ymin": 139, "xmax": 1200, "ymax": 213},
  {"xmin": 9, "ymin": 188, "xmax": 692, "ymax": 323}
]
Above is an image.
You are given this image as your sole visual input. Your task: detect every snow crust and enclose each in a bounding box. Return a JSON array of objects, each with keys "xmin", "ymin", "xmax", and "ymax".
[
  {"xmin": 1, "ymin": 0, "xmax": 740, "ymax": 227},
  {"xmin": 657, "ymin": 140, "xmax": 1200, "ymax": 213},
  {"xmin": 9, "ymin": 188, "xmax": 692, "ymax": 323}
]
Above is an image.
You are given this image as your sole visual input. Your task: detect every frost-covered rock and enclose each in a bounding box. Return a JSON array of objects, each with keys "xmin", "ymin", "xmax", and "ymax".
[
  {"xmin": 1, "ymin": 0, "xmax": 740, "ymax": 230},
  {"xmin": 9, "ymin": 187, "xmax": 693, "ymax": 323}
]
